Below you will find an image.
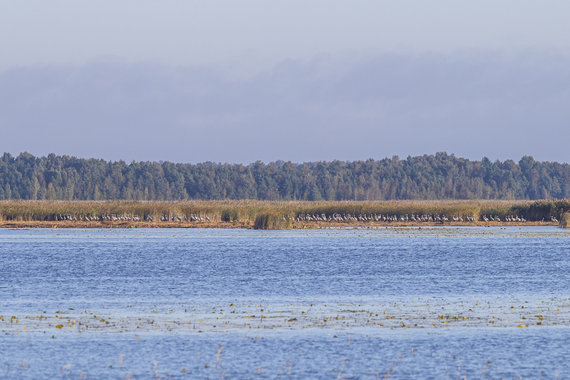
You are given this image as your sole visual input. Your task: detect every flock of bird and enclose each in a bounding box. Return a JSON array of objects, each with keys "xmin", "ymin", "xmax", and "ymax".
[
  {"xmin": 54, "ymin": 213, "xmax": 210, "ymax": 222},
  {"xmin": 293, "ymin": 213, "xmax": 536, "ymax": 223},
  {"xmin": 482, "ymin": 215, "xmax": 526, "ymax": 222},
  {"xmin": 49, "ymin": 213, "xmax": 557, "ymax": 223}
]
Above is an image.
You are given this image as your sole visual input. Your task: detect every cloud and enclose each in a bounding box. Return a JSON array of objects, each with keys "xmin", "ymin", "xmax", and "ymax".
[{"xmin": 1, "ymin": 51, "xmax": 569, "ymax": 163}]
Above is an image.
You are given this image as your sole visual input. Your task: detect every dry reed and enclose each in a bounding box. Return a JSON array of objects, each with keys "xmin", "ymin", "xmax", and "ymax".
[{"xmin": 0, "ymin": 199, "xmax": 567, "ymax": 228}]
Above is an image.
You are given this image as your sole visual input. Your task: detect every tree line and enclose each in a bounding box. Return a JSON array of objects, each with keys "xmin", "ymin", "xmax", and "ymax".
[{"xmin": 0, "ymin": 152, "xmax": 567, "ymax": 201}]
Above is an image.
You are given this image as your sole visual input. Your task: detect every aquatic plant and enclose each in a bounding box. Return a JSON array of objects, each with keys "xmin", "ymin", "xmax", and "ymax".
[
  {"xmin": 253, "ymin": 213, "xmax": 291, "ymax": 230},
  {"xmin": 0, "ymin": 199, "xmax": 567, "ymax": 227},
  {"xmin": 560, "ymin": 212, "xmax": 570, "ymax": 228}
]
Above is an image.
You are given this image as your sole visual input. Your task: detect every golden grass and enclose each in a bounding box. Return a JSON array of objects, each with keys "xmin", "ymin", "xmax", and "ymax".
[
  {"xmin": 253, "ymin": 213, "xmax": 292, "ymax": 230},
  {"xmin": 0, "ymin": 199, "xmax": 567, "ymax": 228}
]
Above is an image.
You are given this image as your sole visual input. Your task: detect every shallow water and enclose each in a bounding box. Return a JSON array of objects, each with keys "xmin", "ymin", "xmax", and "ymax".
[{"xmin": 0, "ymin": 227, "xmax": 568, "ymax": 378}]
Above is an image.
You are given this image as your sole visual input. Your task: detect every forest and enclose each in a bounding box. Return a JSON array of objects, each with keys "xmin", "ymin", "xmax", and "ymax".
[{"xmin": 0, "ymin": 152, "xmax": 567, "ymax": 201}]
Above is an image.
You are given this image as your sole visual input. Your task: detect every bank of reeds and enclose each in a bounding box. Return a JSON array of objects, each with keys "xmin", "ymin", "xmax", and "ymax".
[
  {"xmin": 253, "ymin": 213, "xmax": 292, "ymax": 230},
  {"xmin": 0, "ymin": 199, "xmax": 567, "ymax": 229},
  {"xmin": 560, "ymin": 212, "xmax": 570, "ymax": 228}
]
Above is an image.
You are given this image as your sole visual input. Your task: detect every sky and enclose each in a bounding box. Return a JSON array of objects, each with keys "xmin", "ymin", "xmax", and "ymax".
[{"xmin": 1, "ymin": 0, "xmax": 569, "ymax": 164}]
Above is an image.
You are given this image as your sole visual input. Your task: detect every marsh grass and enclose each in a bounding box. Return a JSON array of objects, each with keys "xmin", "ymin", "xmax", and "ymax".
[
  {"xmin": 511, "ymin": 199, "xmax": 570, "ymax": 221},
  {"xmin": 560, "ymin": 212, "xmax": 570, "ymax": 228},
  {"xmin": 0, "ymin": 199, "xmax": 567, "ymax": 228},
  {"xmin": 253, "ymin": 213, "xmax": 292, "ymax": 230}
]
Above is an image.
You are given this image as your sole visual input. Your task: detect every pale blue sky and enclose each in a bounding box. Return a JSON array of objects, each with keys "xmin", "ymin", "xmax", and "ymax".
[{"xmin": 1, "ymin": 0, "xmax": 569, "ymax": 163}]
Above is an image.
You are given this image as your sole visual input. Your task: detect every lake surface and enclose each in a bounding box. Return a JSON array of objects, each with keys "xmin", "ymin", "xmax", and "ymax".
[{"xmin": 0, "ymin": 227, "xmax": 568, "ymax": 378}]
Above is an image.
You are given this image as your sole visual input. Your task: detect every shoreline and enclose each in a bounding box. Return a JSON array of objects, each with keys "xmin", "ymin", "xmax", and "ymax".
[{"xmin": 0, "ymin": 220, "xmax": 559, "ymax": 229}]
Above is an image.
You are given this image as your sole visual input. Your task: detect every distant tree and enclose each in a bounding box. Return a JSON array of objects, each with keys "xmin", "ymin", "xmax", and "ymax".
[{"xmin": 0, "ymin": 152, "xmax": 568, "ymax": 201}]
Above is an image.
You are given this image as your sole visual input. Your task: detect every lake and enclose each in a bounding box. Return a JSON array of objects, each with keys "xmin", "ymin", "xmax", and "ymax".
[{"xmin": 0, "ymin": 227, "xmax": 568, "ymax": 378}]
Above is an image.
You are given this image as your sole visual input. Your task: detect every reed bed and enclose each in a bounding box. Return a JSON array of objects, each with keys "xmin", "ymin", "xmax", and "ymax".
[
  {"xmin": 0, "ymin": 199, "xmax": 567, "ymax": 228},
  {"xmin": 560, "ymin": 212, "xmax": 570, "ymax": 228}
]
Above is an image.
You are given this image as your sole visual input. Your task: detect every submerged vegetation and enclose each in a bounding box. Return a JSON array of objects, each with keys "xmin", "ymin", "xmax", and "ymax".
[
  {"xmin": 0, "ymin": 152, "xmax": 568, "ymax": 201},
  {"xmin": 0, "ymin": 199, "xmax": 567, "ymax": 229}
]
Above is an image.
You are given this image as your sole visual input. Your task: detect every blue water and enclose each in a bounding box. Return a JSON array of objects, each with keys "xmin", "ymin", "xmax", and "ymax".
[{"xmin": 0, "ymin": 227, "xmax": 569, "ymax": 378}]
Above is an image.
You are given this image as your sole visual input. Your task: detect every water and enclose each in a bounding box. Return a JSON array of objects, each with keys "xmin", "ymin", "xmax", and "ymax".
[{"xmin": 0, "ymin": 227, "xmax": 568, "ymax": 378}]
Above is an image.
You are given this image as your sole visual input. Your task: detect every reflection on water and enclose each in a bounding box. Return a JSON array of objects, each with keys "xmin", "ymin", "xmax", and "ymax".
[{"xmin": 0, "ymin": 227, "xmax": 568, "ymax": 378}]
